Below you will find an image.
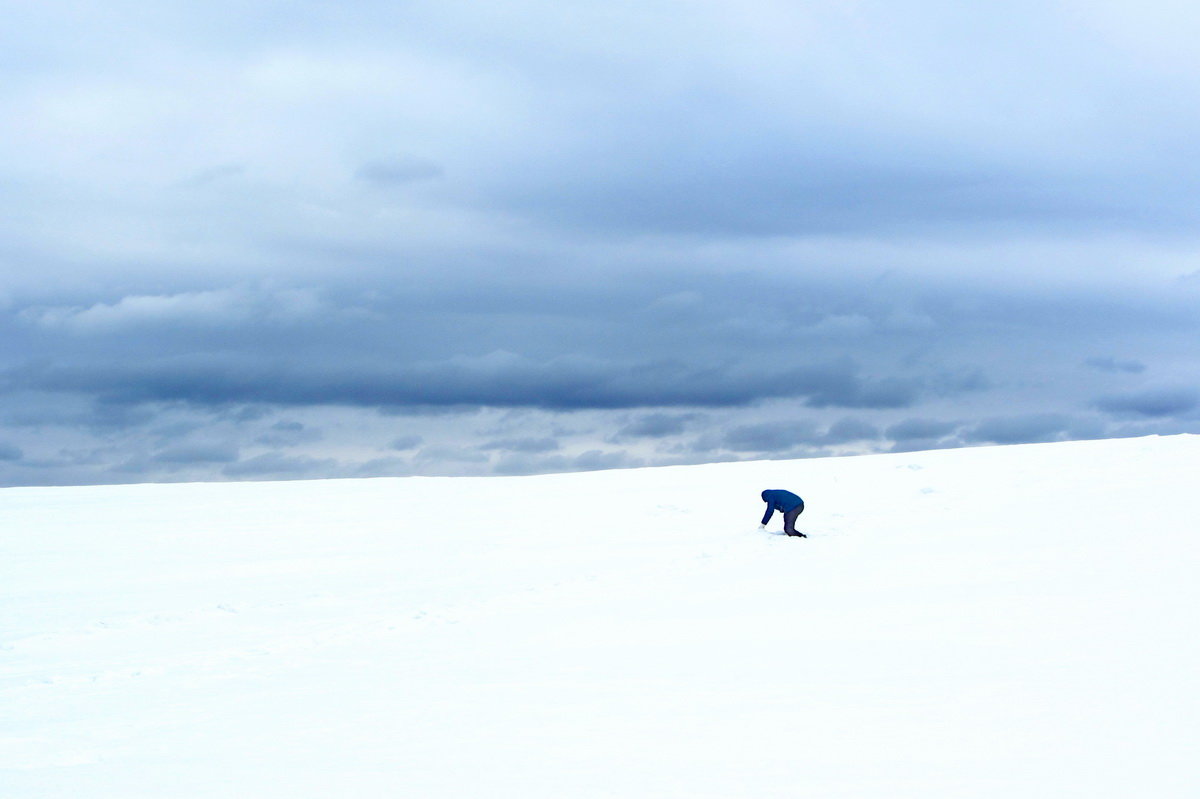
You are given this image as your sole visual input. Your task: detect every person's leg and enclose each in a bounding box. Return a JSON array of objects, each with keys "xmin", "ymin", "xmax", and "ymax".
[{"xmin": 783, "ymin": 506, "xmax": 805, "ymax": 537}]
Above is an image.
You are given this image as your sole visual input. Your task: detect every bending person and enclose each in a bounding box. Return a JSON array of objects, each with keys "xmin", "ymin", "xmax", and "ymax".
[{"xmin": 759, "ymin": 489, "xmax": 806, "ymax": 537}]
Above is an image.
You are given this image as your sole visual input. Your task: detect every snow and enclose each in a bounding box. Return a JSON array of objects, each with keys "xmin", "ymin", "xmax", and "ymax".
[{"xmin": 3, "ymin": 435, "xmax": 1199, "ymax": 797}]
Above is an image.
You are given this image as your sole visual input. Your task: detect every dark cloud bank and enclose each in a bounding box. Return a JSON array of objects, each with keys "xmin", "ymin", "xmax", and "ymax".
[{"xmin": 1, "ymin": 270, "xmax": 1195, "ymax": 486}]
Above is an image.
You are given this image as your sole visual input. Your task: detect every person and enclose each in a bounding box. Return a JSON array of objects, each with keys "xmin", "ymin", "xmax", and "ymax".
[{"xmin": 759, "ymin": 489, "xmax": 806, "ymax": 537}]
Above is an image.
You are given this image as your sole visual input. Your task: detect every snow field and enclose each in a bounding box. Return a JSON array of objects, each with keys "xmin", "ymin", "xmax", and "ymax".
[{"xmin": 2, "ymin": 435, "xmax": 1199, "ymax": 797}]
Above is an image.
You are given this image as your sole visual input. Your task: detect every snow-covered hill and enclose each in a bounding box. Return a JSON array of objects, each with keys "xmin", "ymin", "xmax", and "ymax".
[{"xmin": 3, "ymin": 435, "xmax": 1198, "ymax": 798}]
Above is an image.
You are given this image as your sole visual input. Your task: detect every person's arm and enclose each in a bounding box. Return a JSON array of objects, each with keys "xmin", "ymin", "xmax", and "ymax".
[{"xmin": 761, "ymin": 504, "xmax": 775, "ymax": 526}]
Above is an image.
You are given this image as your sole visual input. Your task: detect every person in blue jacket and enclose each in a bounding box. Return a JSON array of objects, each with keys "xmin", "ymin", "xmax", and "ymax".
[{"xmin": 759, "ymin": 489, "xmax": 806, "ymax": 537}]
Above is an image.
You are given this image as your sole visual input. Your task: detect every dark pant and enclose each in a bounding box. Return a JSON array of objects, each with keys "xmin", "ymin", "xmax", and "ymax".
[{"xmin": 783, "ymin": 502, "xmax": 805, "ymax": 536}]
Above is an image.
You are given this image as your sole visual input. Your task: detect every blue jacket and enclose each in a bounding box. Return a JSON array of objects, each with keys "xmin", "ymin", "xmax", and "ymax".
[{"xmin": 761, "ymin": 489, "xmax": 803, "ymax": 525}]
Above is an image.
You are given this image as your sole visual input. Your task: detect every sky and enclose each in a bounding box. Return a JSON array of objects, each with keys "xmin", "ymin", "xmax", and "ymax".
[{"xmin": 1, "ymin": 0, "xmax": 1199, "ymax": 485}]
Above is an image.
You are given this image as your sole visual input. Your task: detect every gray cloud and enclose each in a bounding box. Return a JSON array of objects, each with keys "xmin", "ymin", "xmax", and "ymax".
[
  {"xmin": 0, "ymin": 442, "xmax": 22, "ymax": 460},
  {"xmin": 255, "ymin": 421, "xmax": 323, "ymax": 447},
  {"xmin": 480, "ymin": 436, "xmax": 559, "ymax": 453},
  {"xmin": 804, "ymin": 376, "xmax": 920, "ymax": 410},
  {"xmin": 711, "ymin": 416, "xmax": 879, "ymax": 453},
  {"xmin": 1084, "ymin": 356, "xmax": 1147, "ymax": 374},
  {"xmin": 492, "ymin": 454, "xmax": 563, "ymax": 475},
  {"xmin": 927, "ymin": 369, "xmax": 991, "ymax": 396},
  {"xmin": 176, "ymin": 163, "xmax": 245, "ymax": 189},
  {"xmin": 613, "ymin": 412, "xmax": 699, "ymax": 440},
  {"xmin": 222, "ymin": 452, "xmax": 339, "ymax": 478},
  {"xmin": 820, "ymin": 417, "xmax": 880, "ymax": 444},
  {"xmin": 572, "ymin": 449, "xmax": 639, "ymax": 472},
  {"xmin": 722, "ymin": 421, "xmax": 819, "ymax": 453},
  {"xmin": 388, "ymin": 435, "xmax": 424, "ymax": 451},
  {"xmin": 152, "ymin": 444, "xmax": 240, "ymax": 464},
  {"xmin": 1, "ymin": 400, "xmax": 161, "ymax": 435},
  {"xmin": 963, "ymin": 414, "xmax": 1075, "ymax": 445},
  {"xmin": 1094, "ymin": 387, "xmax": 1199, "ymax": 418},
  {"xmin": 491, "ymin": 448, "xmax": 640, "ymax": 475},
  {"xmin": 889, "ymin": 438, "xmax": 964, "ymax": 454},
  {"xmin": 7, "ymin": 354, "xmax": 924, "ymax": 412},
  {"xmin": 499, "ymin": 160, "xmax": 1141, "ymax": 239},
  {"xmin": 886, "ymin": 418, "xmax": 959, "ymax": 442},
  {"xmin": 351, "ymin": 456, "xmax": 411, "ymax": 477},
  {"xmin": 355, "ymin": 156, "xmax": 444, "ymax": 186},
  {"xmin": 413, "ymin": 445, "xmax": 489, "ymax": 465}
]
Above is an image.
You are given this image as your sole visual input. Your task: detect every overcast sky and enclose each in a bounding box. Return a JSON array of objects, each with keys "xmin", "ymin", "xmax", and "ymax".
[{"xmin": 2, "ymin": 0, "xmax": 1199, "ymax": 485}]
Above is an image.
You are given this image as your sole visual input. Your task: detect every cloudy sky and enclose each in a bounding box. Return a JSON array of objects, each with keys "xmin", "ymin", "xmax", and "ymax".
[{"xmin": 2, "ymin": 0, "xmax": 1199, "ymax": 485}]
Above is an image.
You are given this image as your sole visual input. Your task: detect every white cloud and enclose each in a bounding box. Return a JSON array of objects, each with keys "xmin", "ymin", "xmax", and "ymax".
[{"xmin": 21, "ymin": 286, "xmax": 326, "ymax": 332}]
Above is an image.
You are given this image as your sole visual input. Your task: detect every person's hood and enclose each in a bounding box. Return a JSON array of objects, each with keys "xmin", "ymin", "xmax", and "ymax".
[{"xmin": 761, "ymin": 490, "xmax": 769, "ymax": 501}]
